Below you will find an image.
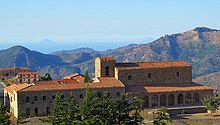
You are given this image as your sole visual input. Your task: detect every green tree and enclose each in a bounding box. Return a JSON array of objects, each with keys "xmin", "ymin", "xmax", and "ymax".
[
  {"xmin": 80, "ymin": 88, "xmax": 102, "ymax": 125},
  {"xmin": 99, "ymin": 92, "xmax": 115, "ymax": 124},
  {"xmin": 153, "ymin": 108, "xmax": 171, "ymax": 125},
  {"xmin": 41, "ymin": 73, "xmax": 52, "ymax": 81},
  {"xmin": 84, "ymin": 70, "xmax": 91, "ymax": 83},
  {"xmin": 131, "ymin": 97, "xmax": 144, "ymax": 124},
  {"xmin": 67, "ymin": 97, "xmax": 81, "ymax": 125},
  {"xmin": 114, "ymin": 93, "xmax": 132, "ymax": 125},
  {"xmin": 16, "ymin": 109, "xmax": 24, "ymax": 125},
  {"xmin": 0, "ymin": 102, "xmax": 11, "ymax": 125},
  {"xmin": 202, "ymin": 95, "xmax": 220, "ymax": 116},
  {"xmin": 50, "ymin": 92, "xmax": 67, "ymax": 125}
]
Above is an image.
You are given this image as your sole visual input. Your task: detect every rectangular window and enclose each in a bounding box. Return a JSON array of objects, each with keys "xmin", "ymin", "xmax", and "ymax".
[
  {"xmin": 26, "ymin": 108, "xmax": 30, "ymax": 116},
  {"xmin": 79, "ymin": 94, "xmax": 83, "ymax": 99},
  {"xmin": 52, "ymin": 95, "xmax": 55, "ymax": 100},
  {"xmin": 26, "ymin": 96, "xmax": 30, "ymax": 103},
  {"xmin": 43, "ymin": 96, "xmax": 46, "ymax": 100},
  {"xmin": 97, "ymin": 91, "xmax": 102, "ymax": 98},
  {"xmin": 34, "ymin": 96, "xmax": 38, "ymax": 101},
  {"xmin": 116, "ymin": 92, "xmax": 120, "ymax": 97},
  {"xmin": 128, "ymin": 75, "xmax": 132, "ymax": 80}
]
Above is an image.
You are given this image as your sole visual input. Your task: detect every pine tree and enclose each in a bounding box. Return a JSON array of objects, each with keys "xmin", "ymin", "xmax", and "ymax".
[
  {"xmin": 0, "ymin": 102, "xmax": 11, "ymax": 125},
  {"xmin": 67, "ymin": 97, "xmax": 81, "ymax": 125},
  {"xmin": 99, "ymin": 92, "xmax": 115, "ymax": 124},
  {"xmin": 84, "ymin": 70, "xmax": 91, "ymax": 83},
  {"xmin": 114, "ymin": 93, "xmax": 132, "ymax": 125},
  {"xmin": 131, "ymin": 97, "xmax": 144, "ymax": 124},
  {"xmin": 80, "ymin": 88, "xmax": 102, "ymax": 125},
  {"xmin": 50, "ymin": 92, "xmax": 67, "ymax": 125},
  {"xmin": 41, "ymin": 73, "xmax": 52, "ymax": 81}
]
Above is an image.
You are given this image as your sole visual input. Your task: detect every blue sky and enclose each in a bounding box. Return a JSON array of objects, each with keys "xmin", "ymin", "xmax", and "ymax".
[{"xmin": 0, "ymin": 0, "xmax": 220, "ymax": 51}]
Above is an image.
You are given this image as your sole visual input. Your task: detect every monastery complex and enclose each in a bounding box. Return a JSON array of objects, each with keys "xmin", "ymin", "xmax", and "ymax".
[{"xmin": 3, "ymin": 56, "xmax": 213, "ymax": 118}]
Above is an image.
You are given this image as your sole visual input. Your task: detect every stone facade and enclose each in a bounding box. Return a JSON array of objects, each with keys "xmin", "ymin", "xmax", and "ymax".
[
  {"xmin": 17, "ymin": 87, "xmax": 124, "ymax": 117},
  {"xmin": 17, "ymin": 72, "xmax": 40, "ymax": 84},
  {"xmin": 115, "ymin": 67, "xmax": 192, "ymax": 86},
  {"xmin": 95, "ymin": 56, "xmax": 213, "ymax": 108},
  {"xmin": 95, "ymin": 57, "xmax": 116, "ymax": 77}
]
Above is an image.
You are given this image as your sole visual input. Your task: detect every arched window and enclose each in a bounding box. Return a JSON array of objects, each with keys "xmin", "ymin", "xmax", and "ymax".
[
  {"xmin": 168, "ymin": 94, "xmax": 174, "ymax": 106},
  {"xmin": 193, "ymin": 93, "xmax": 199, "ymax": 103},
  {"xmin": 160, "ymin": 94, "xmax": 167, "ymax": 107},
  {"xmin": 178, "ymin": 94, "xmax": 184, "ymax": 104},
  {"xmin": 142, "ymin": 96, "xmax": 149, "ymax": 108},
  {"xmin": 148, "ymin": 73, "xmax": 151, "ymax": 78},
  {"xmin": 152, "ymin": 95, "xmax": 158, "ymax": 107},
  {"xmin": 105, "ymin": 66, "xmax": 109, "ymax": 76},
  {"xmin": 34, "ymin": 107, "xmax": 38, "ymax": 116},
  {"xmin": 185, "ymin": 93, "xmax": 192, "ymax": 104}
]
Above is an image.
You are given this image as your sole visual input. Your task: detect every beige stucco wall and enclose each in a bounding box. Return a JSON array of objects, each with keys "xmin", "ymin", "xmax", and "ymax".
[{"xmin": 4, "ymin": 90, "xmax": 19, "ymax": 118}]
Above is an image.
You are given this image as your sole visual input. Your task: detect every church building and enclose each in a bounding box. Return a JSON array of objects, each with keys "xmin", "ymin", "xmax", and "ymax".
[{"xmin": 95, "ymin": 56, "xmax": 213, "ymax": 108}]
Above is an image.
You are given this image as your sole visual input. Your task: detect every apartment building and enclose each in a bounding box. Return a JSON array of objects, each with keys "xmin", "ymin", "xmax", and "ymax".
[{"xmin": 17, "ymin": 72, "xmax": 40, "ymax": 84}]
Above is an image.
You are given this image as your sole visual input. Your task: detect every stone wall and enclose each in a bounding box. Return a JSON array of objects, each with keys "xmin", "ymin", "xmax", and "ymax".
[
  {"xmin": 95, "ymin": 58, "xmax": 116, "ymax": 77},
  {"xmin": 17, "ymin": 87, "xmax": 124, "ymax": 117},
  {"xmin": 127, "ymin": 89, "xmax": 213, "ymax": 108},
  {"xmin": 116, "ymin": 67, "xmax": 192, "ymax": 86}
]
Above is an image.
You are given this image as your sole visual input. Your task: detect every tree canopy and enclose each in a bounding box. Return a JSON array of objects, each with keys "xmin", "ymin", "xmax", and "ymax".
[
  {"xmin": 0, "ymin": 102, "xmax": 11, "ymax": 125},
  {"xmin": 48, "ymin": 89, "xmax": 144, "ymax": 125}
]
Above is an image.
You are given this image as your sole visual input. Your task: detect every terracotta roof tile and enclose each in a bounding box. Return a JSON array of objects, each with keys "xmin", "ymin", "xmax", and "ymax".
[
  {"xmin": 0, "ymin": 67, "xmax": 30, "ymax": 71},
  {"xmin": 98, "ymin": 56, "xmax": 116, "ymax": 61},
  {"xmin": 116, "ymin": 60, "xmax": 191, "ymax": 70},
  {"xmin": 91, "ymin": 77, "xmax": 124, "ymax": 88},
  {"xmin": 17, "ymin": 77, "xmax": 124, "ymax": 92},
  {"xmin": 63, "ymin": 73, "xmax": 84, "ymax": 83},
  {"xmin": 18, "ymin": 72, "xmax": 40, "ymax": 75},
  {"xmin": 125, "ymin": 83, "xmax": 213, "ymax": 94},
  {"xmin": 4, "ymin": 83, "xmax": 30, "ymax": 93}
]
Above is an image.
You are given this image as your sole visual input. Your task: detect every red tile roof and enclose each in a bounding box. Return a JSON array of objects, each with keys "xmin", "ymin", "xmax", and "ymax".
[
  {"xmin": 13, "ymin": 77, "xmax": 124, "ymax": 92},
  {"xmin": 63, "ymin": 73, "xmax": 84, "ymax": 83},
  {"xmin": 0, "ymin": 67, "xmax": 30, "ymax": 71},
  {"xmin": 91, "ymin": 77, "xmax": 124, "ymax": 88},
  {"xmin": 4, "ymin": 83, "xmax": 30, "ymax": 93},
  {"xmin": 125, "ymin": 83, "xmax": 213, "ymax": 94},
  {"xmin": 18, "ymin": 72, "xmax": 39, "ymax": 75},
  {"xmin": 116, "ymin": 60, "xmax": 191, "ymax": 70},
  {"xmin": 98, "ymin": 56, "xmax": 116, "ymax": 61}
]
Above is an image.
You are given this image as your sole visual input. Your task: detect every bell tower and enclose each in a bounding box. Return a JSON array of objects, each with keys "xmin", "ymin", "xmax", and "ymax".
[{"xmin": 95, "ymin": 56, "xmax": 116, "ymax": 78}]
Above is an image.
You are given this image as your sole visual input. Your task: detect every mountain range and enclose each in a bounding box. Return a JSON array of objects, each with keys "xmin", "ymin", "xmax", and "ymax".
[{"xmin": 0, "ymin": 27, "xmax": 220, "ymax": 89}]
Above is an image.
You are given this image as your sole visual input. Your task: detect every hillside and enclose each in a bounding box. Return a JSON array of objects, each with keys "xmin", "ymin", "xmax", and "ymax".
[
  {"xmin": 1, "ymin": 27, "xmax": 220, "ymax": 89},
  {"xmin": 0, "ymin": 46, "xmax": 86, "ymax": 78}
]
